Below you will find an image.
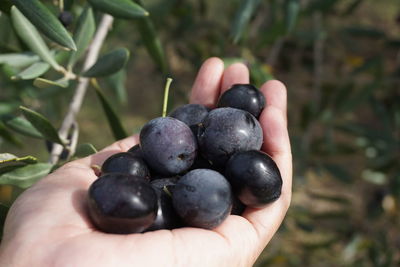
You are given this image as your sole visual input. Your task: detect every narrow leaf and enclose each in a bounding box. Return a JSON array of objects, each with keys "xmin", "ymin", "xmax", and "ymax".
[
  {"xmin": 83, "ymin": 48, "xmax": 130, "ymax": 77},
  {"xmin": 0, "ymin": 163, "xmax": 52, "ymax": 189},
  {"xmin": 0, "ymin": 102, "xmax": 19, "ymax": 116},
  {"xmin": 0, "ymin": 52, "xmax": 40, "ymax": 68},
  {"xmin": 19, "ymin": 106, "xmax": 65, "ymax": 145},
  {"xmin": 284, "ymin": 0, "xmax": 300, "ymax": 34},
  {"xmin": 0, "ymin": 122, "xmax": 22, "ymax": 147},
  {"xmin": 10, "ymin": 6, "xmax": 62, "ymax": 71},
  {"xmin": 75, "ymin": 143, "xmax": 98, "ymax": 158},
  {"xmin": 33, "ymin": 77, "xmax": 69, "ymax": 89},
  {"xmin": 342, "ymin": 0, "xmax": 363, "ymax": 15},
  {"xmin": 306, "ymin": 0, "xmax": 339, "ymax": 13},
  {"xmin": 322, "ymin": 163, "xmax": 352, "ymax": 183},
  {"xmin": 134, "ymin": 0, "xmax": 167, "ymax": 73},
  {"xmin": 68, "ymin": 6, "xmax": 96, "ymax": 68},
  {"xmin": 12, "ymin": 0, "xmax": 76, "ymax": 50},
  {"xmin": 12, "ymin": 62, "xmax": 50, "ymax": 80},
  {"xmin": 0, "ymin": 154, "xmax": 38, "ymax": 172},
  {"xmin": 92, "ymin": 80, "xmax": 128, "ymax": 140},
  {"xmin": 0, "ymin": 1, "xmax": 12, "ymax": 14},
  {"xmin": 88, "ymin": 0, "xmax": 149, "ymax": 19},
  {"xmin": 105, "ymin": 69, "xmax": 127, "ymax": 104},
  {"xmin": 231, "ymin": 0, "xmax": 261, "ymax": 44},
  {"xmin": 2, "ymin": 116, "xmax": 43, "ymax": 139},
  {"xmin": 137, "ymin": 19, "xmax": 167, "ymax": 73},
  {"xmin": 342, "ymin": 26, "xmax": 386, "ymax": 39}
]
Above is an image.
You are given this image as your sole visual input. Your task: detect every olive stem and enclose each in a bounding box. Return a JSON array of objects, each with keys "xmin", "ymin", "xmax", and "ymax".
[
  {"xmin": 162, "ymin": 77, "xmax": 173, "ymax": 117},
  {"xmin": 163, "ymin": 185, "xmax": 172, "ymax": 197}
]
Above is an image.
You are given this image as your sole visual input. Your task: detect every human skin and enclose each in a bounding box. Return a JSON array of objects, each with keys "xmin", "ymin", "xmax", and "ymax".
[{"xmin": 0, "ymin": 57, "xmax": 292, "ymax": 267}]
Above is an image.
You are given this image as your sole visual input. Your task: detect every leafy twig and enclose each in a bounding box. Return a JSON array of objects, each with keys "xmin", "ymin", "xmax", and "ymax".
[{"xmin": 49, "ymin": 15, "xmax": 114, "ymax": 164}]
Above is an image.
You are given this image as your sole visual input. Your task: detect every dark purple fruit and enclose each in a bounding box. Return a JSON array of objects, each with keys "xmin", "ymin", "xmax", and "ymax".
[
  {"xmin": 217, "ymin": 84, "xmax": 265, "ymax": 118},
  {"xmin": 101, "ymin": 152, "xmax": 150, "ymax": 180},
  {"xmin": 87, "ymin": 174, "xmax": 158, "ymax": 234},
  {"xmin": 172, "ymin": 169, "xmax": 232, "ymax": 229},
  {"xmin": 146, "ymin": 178, "xmax": 183, "ymax": 231},
  {"xmin": 58, "ymin": 11, "xmax": 73, "ymax": 27},
  {"xmin": 127, "ymin": 144, "xmax": 144, "ymax": 159},
  {"xmin": 225, "ymin": 150, "xmax": 282, "ymax": 207},
  {"xmin": 169, "ymin": 104, "xmax": 209, "ymax": 134},
  {"xmin": 198, "ymin": 107, "xmax": 263, "ymax": 167},
  {"xmin": 140, "ymin": 117, "xmax": 197, "ymax": 176}
]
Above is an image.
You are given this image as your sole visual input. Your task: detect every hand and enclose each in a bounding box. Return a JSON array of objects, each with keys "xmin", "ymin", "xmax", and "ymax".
[{"xmin": 0, "ymin": 58, "xmax": 292, "ymax": 267}]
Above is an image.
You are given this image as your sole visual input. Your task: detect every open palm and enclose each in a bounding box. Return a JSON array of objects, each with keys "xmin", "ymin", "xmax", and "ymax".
[{"xmin": 0, "ymin": 58, "xmax": 292, "ymax": 267}]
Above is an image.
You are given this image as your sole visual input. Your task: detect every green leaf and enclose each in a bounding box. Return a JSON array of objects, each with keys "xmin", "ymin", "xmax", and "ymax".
[
  {"xmin": 33, "ymin": 77, "xmax": 69, "ymax": 89},
  {"xmin": 19, "ymin": 106, "xmax": 65, "ymax": 145},
  {"xmin": 12, "ymin": 0, "xmax": 76, "ymax": 50},
  {"xmin": 306, "ymin": 0, "xmax": 339, "ymax": 14},
  {"xmin": 0, "ymin": 52, "xmax": 40, "ymax": 68},
  {"xmin": 2, "ymin": 116, "xmax": 43, "ymax": 139},
  {"xmin": 342, "ymin": 26, "xmax": 386, "ymax": 39},
  {"xmin": 322, "ymin": 163, "xmax": 352, "ymax": 183},
  {"xmin": 134, "ymin": 1, "xmax": 167, "ymax": 73},
  {"xmin": 92, "ymin": 80, "xmax": 128, "ymax": 140},
  {"xmin": 68, "ymin": 6, "xmax": 96, "ymax": 68},
  {"xmin": 11, "ymin": 61, "xmax": 50, "ymax": 80},
  {"xmin": 231, "ymin": 0, "xmax": 261, "ymax": 44},
  {"xmin": 0, "ymin": 163, "xmax": 52, "ymax": 189},
  {"xmin": 284, "ymin": 0, "xmax": 300, "ymax": 35},
  {"xmin": 10, "ymin": 6, "xmax": 62, "ymax": 71},
  {"xmin": 0, "ymin": 154, "xmax": 38, "ymax": 174},
  {"xmin": 75, "ymin": 143, "xmax": 98, "ymax": 158},
  {"xmin": 0, "ymin": 123, "xmax": 22, "ymax": 147},
  {"xmin": 342, "ymin": 0, "xmax": 364, "ymax": 15},
  {"xmin": 105, "ymin": 69, "xmax": 127, "ymax": 104},
  {"xmin": 88, "ymin": 0, "xmax": 149, "ymax": 19},
  {"xmin": 0, "ymin": 0, "xmax": 12, "ymax": 14},
  {"xmin": 137, "ymin": 18, "xmax": 167, "ymax": 73},
  {"xmin": 0, "ymin": 102, "xmax": 19, "ymax": 116},
  {"xmin": 83, "ymin": 48, "xmax": 130, "ymax": 77}
]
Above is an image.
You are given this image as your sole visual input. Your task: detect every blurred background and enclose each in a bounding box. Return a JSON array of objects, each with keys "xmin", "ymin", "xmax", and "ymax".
[{"xmin": 1, "ymin": 0, "xmax": 399, "ymax": 265}]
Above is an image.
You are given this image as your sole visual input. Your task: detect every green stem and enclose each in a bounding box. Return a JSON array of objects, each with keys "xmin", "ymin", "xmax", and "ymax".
[
  {"xmin": 90, "ymin": 78, "xmax": 101, "ymax": 90},
  {"xmin": 163, "ymin": 185, "xmax": 172, "ymax": 197},
  {"xmin": 162, "ymin": 78, "xmax": 173, "ymax": 117}
]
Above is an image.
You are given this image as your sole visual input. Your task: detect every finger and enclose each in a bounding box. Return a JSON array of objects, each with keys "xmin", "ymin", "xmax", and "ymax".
[
  {"xmin": 189, "ymin": 57, "xmax": 224, "ymax": 108},
  {"xmin": 220, "ymin": 63, "xmax": 250, "ymax": 94},
  {"xmin": 260, "ymin": 80, "xmax": 287, "ymax": 122},
  {"xmin": 72, "ymin": 135, "xmax": 139, "ymax": 167},
  {"xmin": 243, "ymin": 105, "xmax": 292, "ymax": 250}
]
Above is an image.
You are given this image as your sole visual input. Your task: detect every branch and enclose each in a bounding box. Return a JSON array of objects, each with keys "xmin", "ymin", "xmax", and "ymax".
[{"xmin": 49, "ymin": 14, "xmax": 114, "ymax": 164}]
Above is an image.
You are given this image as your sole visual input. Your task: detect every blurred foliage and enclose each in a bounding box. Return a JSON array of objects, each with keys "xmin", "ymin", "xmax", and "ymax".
[{"xmin": 0, "ymin": 0, "xmax": 399, "ymax": 265}]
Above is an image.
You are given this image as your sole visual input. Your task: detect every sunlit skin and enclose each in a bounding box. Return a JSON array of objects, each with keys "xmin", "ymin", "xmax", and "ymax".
[{"xmin": 0, "ymin": 57, "xmax": 292, "ymax": 267}]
